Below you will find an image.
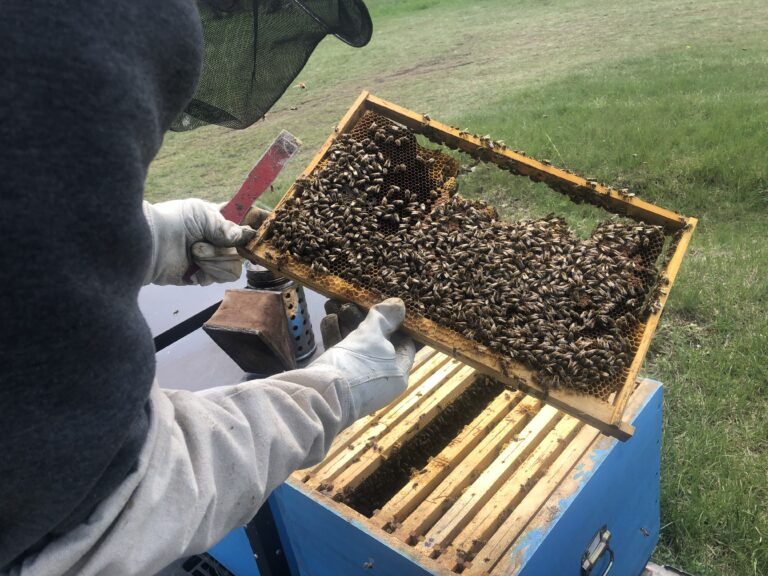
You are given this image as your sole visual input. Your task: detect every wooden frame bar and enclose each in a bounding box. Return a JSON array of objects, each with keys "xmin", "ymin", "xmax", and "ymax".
[
  {"xmin": 364, "ymin": 94, "xmax": 691, "ymax": 230},
  {"xmin": 444, "ymin": 416, "xmax": 582, "ymax": 570},
  {"xmin": 298, "ymin": 346, "xmax": 441, "ymax": 482},
  {"xmin": 393, "ymin": 396, "xmax": 543, "ymax": 543},
  {"xmin": 419, "ymin": 406, "xmax": 562, "ymax": 556},
  {"xmin": 307, "ymin": 355, "xmax": 463, "ymax": 490},
  {"xmin": 243, "ymin": 92, "xmax": 696, "ymax": 440},
  {"xmin": 474, "ymin": 425, "xmax": 602, "ymax": 575},
  {"xmin": 330, "ymin": 365, "xmax": 477, "ymax": 494},
  {"xmin": 372, "ymin": 390, "xmax": 524, "ymax": 531}
]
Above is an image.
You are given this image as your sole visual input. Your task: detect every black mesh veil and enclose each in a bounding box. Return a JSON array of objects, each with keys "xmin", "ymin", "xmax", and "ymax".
[{"xmin": 172, "ymin": 0, "xmax": 372, "ymax": 131}]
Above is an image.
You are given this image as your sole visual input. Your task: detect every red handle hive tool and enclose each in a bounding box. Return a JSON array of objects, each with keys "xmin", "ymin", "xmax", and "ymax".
[{"xmin": 183, "ymin": 130, "xmax": 301, "ymax": 284}]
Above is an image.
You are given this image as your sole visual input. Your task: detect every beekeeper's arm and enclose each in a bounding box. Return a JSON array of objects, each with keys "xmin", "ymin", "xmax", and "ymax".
[{"xmin": 15, "ymin": 298, "xmax": 415, "ymax": 576}]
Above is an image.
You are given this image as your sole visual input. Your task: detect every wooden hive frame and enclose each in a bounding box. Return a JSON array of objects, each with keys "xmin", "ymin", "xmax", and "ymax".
[{"xmin": 242, "ymin": 91, "xmax": 696, "ymax": 439}]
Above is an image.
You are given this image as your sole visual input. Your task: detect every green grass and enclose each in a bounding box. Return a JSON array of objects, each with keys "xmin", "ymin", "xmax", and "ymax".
[{"xmin": 146, "ymin": 1, "xmax": 768, "ymax": 574}]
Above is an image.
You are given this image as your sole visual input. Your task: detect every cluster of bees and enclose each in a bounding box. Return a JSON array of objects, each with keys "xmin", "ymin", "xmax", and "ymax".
[{"xmin": 266, "ymin": 120, "xmax": 665, "ymax": 396}]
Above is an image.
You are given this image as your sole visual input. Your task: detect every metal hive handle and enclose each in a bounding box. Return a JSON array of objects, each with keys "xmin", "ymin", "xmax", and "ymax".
[{"xmin": 581, "ymin": 525, "xmax": 614, "ymax": 576}]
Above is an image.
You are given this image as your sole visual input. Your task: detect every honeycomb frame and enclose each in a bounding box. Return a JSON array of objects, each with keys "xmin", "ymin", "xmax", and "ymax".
[{"xmin": 242, "ymin": 92, "xmax": 697, "ymax": 440}]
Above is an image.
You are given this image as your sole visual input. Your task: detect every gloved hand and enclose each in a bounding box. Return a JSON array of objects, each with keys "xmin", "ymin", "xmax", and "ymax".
[
  {"xmin": 320, "ymin": 300, "xmax": 367, "ymax": 348},
  {"xmin": 312, "ymin": 298, "xmax": 416, "ymax": 418},
  {"xmin": 143, "ymin": 199, "xmax": 268, "ymax": 286}
]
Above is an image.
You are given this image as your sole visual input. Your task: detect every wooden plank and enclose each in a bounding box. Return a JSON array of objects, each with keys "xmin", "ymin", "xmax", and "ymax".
[
  {"xmin": 373, "ymin": 390, "xmax": 524, "ymax": 530},
  {"xmin": 419, "ymin": 406, "xmax": 562, "ymax": 556},
  {"xmin": 331, "ymin": 365, "xmax": 478, "ymax": 494},
  {"xmin": 443, "ymin": 416, "xmax": 583, "ymax": 570},
  {"xmin": 299, "ymin": 350, "xmax": 449, "ymax": 484},
  {"xmin": 470, "ymin": 425, "xmax": 601, "ymax": 575},
  {"xmin": 546, "ymin": 388, "xmax": 633, "ymax": 441},
  {"xmin": 470, "ymin": 380, "xmax": 661, "ymax": 576},
  {"xmin": 412, "ymin": 345, "xmax": 438, "ymax": 369},
  {"xmin": 307, "ymin": 356, "xmax": 464, "ymax": 490},
  {"xmin": 611, "ymin": 221, "xmax": 697, "ymax": 424},
  {"xmin": 393, "ymin": 396, "xmax": 543, "ymax": 543}
]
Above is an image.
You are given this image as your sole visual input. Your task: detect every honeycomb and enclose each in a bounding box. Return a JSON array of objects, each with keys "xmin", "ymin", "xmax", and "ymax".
[{"xmin": 254, "ymin": 111, "xmax": 671, "ymax": 400}]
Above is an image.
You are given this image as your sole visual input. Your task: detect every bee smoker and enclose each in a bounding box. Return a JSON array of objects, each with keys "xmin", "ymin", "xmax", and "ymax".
[
  {"xmin": 203, "ymin": 263, "xmax": 316, "ymax": 376},
  {"xmin": 245, "ymin": 263, "xmax": 317, "ymax": 362}
]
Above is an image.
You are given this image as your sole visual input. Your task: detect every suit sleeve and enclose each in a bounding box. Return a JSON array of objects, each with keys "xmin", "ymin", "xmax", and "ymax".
[{"xmin": 13, "ymin": 365, "xmax": 359, "ymax": 576}]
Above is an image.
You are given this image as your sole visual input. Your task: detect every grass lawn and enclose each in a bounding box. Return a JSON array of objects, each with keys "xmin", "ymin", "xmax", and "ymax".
[{"xmin": 146, "ymin": 1, "xmax": 768, "ymax": 574}]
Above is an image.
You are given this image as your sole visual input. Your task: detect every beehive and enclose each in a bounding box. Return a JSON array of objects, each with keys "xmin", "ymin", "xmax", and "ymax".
[
  {"xmin": 242, "ymin": 92, "xmax": 696, "ymax": 439},
  {"xmin": 285, "ymin": 346, "xmax": 661, "ymax": 575}
]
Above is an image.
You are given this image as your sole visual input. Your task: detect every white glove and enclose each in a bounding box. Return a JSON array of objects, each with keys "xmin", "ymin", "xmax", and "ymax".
[
  {"xmin": 312, "ymin": 298, "xmax": 416, "ymax": 418},
  {"xmin": 143, "ymin": 199, "xmax": 257, "ymax": 286}
]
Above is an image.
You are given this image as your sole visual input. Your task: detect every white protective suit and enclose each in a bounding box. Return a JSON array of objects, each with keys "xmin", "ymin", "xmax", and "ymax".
[{"xmin": 8, "ymin": 200, "xmax": 415, "ymax": 576}]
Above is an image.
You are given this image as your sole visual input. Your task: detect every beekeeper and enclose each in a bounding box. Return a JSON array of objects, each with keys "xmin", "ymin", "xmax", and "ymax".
[{"xmin": 0, "ymin": 1, "xmax": 413, "ymax": 575}]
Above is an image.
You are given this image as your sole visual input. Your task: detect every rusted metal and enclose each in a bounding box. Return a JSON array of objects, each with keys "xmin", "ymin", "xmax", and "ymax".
[{"xmin": 203, "ymin": 289, "xmax": 296, "ymax": 375}]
